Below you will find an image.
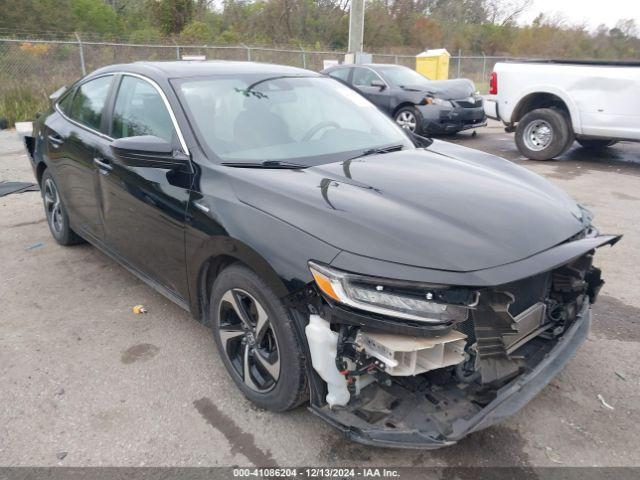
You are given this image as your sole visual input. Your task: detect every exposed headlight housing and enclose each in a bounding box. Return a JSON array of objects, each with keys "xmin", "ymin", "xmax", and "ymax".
[
  {"xmin": 423, "ymin": 96, "xmax": 452, "ymax": 107},
  {"xmin": 308, "ymin": 261, "xmax": 474, "ymax": 324}
]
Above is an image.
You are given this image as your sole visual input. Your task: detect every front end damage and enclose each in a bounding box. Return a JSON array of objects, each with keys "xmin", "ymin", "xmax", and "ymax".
[{"xmin": 291, "ymin": 233, "xmax": 620, "ymax": 448}]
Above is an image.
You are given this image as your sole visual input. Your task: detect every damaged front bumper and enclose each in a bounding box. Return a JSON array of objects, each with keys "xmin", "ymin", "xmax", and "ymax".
[
  {"xmin": 309, "ymin": 302, "xmax": 591, "ymax": 449},
  {"xmin": 296, "ymin": 233, "xmax": 620, "ymax": 449},
  {"xmin": 417, "ymin": 104, "xmax": 487, "ymax": 135}
]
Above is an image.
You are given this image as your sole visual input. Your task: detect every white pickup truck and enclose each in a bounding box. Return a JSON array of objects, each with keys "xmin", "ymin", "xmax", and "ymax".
[{"xmin": 484, "ymin": 60, "xmax": 640, "ymax": 160}]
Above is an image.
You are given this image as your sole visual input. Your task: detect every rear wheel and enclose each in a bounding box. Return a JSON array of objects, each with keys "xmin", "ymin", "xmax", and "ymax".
[
  {"xmin": 577, "ymin": 139, "xmax": 617, "ymax": 150},
  {"xmin": 515, "ymin": 108, "xmax": 572, "ymax": 160},
  {"xmin": 209, "ymin": 264, "xmax": 308, "ymax": 411},
  {"xmin": 41, "ymin": 170, "xmax": 84, "ymax": 246}
]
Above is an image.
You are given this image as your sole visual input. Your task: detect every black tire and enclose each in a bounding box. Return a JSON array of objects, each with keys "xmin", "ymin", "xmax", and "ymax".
[
  {"xmin": 40, "ymin": 170, "xmax": 84, "ymax": 246},
  {"xmin": 394, "ymin": 106, "xmax": 423, "ymax": 133},
  {"xmin": 515, "ymin": 108, "xmax": 572, "ymax": 160},
  {"xmin": 209, "ymin": 264, "xmax": 308, "ymax": 411},
  {"xmin": 577, "ymin": 139, "xmax": 617, "ymax": 150}
]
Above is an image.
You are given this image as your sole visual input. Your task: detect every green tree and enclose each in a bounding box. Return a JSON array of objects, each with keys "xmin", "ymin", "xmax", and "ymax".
[
  {"xmin": 129, "ymin": 27, "xmax": 163, "ymax": 43},
  {"xmin": 155, "ymin": 0, "xmax": 196, "ymax": 35},
  {"xmin": 180, "ymin": 21, "xmax": 215, "ymax": 43},
  {"xmin": 71, "ymin": 0, "xmax": 120, "ymax": 35}
]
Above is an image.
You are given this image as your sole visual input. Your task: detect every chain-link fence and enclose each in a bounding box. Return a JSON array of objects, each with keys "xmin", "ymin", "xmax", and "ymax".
[{"xmin": 0, "ymin": 35, "xmax": 523, "ymax": 126}]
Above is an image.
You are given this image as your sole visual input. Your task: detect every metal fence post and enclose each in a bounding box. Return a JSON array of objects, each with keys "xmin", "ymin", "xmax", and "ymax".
[
  {"xmin": 299, "ymin": 44, "xmax": 306, "ymax": 69},
  {"xmin": 75, "ymin": 32, "xmax": 86, "ymax": 75},
  {"xmin": 482, "ymin": 52, "xmax": 487, "ymax": 82},
  {"xmin": 394, "ymin": 55, "xmax": 398, "ymax": 65},
  {"xmin": 242, "ymin": 43, "xmax": 251, "ymax": 61},
  {"xmin": 457, "ymin": 49, "xmax": 461, "ymax": 78},
  {"xmin": 172, "ymin": 40, "xmax": 180, "ymax": 60}
]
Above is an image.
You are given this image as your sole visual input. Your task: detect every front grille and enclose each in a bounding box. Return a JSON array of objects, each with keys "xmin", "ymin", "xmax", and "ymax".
[
  {"xmin": 500, "ymin": 272, "xmax": 552, "ymax": 317},
  {"xmin": 457, "ymin": 271, "xmax": 551, "ymax": 350},
  {"xmin": 455, "ymin": 316, "xmax": 476, "ymax": 345}
]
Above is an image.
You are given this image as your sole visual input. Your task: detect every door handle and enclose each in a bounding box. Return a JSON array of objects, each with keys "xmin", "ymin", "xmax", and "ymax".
[
  {"xmin": 47, "ymin": 133, "xmax": 63, "ymax": 148},
  {"xmin": 94, "ymin": 157, "xmax": 113, "ymax": 173}
]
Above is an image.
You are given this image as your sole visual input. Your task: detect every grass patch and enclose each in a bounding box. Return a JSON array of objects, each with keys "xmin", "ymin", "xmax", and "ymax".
[{"xmin": 0, "ymin": 85, "xmax": 50, "ymax": 127}]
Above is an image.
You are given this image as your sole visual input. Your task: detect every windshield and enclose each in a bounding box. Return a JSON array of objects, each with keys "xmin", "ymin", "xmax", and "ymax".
[
  {"xmin": 174, "ymin": 75, "xmax": 414, "ymax": 166},
  {"xmin": 376, "ymin": 66, "xmax": 430, "ymax": 87}
]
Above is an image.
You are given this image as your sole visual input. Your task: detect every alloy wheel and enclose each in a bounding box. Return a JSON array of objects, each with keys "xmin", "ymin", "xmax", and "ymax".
[
  {"xmin": 43, "ymin": 178, "xmax": 63, "ymax": 235},
  {"xmin": 217, "ymin": 288, "xmax": 280, "ymax": 392},
  {"xmin": 523, "ymin": 120, "xmax": 553, "ymax": 151},
  {"xmin": 396, "ymin": 110, "xmax": 417, "ymax": 132}
]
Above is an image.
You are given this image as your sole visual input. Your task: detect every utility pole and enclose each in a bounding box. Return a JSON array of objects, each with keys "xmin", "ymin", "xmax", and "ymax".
[{"xmin": 348, "ymin": 0, "xmax": 365, "ymax": 54}]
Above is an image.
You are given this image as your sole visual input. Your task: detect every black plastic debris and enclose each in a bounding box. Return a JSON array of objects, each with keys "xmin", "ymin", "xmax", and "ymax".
[{"xmin": 0, "ymin": 181, "xmax": 39, "ymax": 197}]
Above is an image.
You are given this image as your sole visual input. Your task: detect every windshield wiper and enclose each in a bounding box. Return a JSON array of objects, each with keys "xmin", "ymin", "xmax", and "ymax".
[
  {"xmin": 347, "ymin": 144, "xmax": 405, "ymax": 162},
  {"xmin": 222, "ymin": 160, "xmax": 308, "ymax": 169}
]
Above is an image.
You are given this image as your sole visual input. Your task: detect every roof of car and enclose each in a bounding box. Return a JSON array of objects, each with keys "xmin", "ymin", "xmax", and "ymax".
[
  {"xmin": 90, "ymin": 60, "xmax": 315, "ymax": 80},
  {"xmin": 324, "ymin": 63, "xmax": 406, "ymax": 71},
  {"xmin": 363, "ymin": 64, "xmax": 403, "ymax": 68}
]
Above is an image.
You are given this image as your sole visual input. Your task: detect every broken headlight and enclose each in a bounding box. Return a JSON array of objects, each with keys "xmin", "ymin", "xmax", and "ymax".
[
  {"xmin": 423, "ymin": 96, "xmax": 452, "ymax": 107},
  {"xmin": 308, "ymin": 261, "xmax": 472, "ymax": 324}
]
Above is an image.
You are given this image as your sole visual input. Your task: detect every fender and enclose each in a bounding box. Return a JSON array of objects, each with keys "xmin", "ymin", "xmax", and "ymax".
[
  {"xmin": 507, "ymin": 85, "xmax": 582, "ymax": 134},
  {"xmin": 184, "ymin": 201, "xmax": 341, "ymax": 323},
  {"xmin": 188, "ymin": 235, "xmax": 291, "ymax": 322}
]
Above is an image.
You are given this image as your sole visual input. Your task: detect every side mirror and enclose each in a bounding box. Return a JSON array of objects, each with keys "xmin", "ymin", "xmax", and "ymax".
[
  {"xmin": 111, "ymin": 135, "xmax": 190, "ymax": 169},
  {"xmin": 405, "ymin": 129, "xmax": 433, "ymax": 148},
  {"xmin": 370, "ymin": 79, "xmax": 386, "ymax": 90}
]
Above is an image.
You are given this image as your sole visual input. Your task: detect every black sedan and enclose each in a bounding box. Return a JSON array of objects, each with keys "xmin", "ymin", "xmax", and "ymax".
[
  {"xmin": 322, "ymin": 63, "xmax": 487, "ymax": 135},
  {"xmin": 25, "ymin": 61, "xmax": 618, "ymax": 448}
]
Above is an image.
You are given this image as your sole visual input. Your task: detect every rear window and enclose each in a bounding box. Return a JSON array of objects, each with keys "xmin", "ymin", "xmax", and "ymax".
[{"xmin": 57, "ymin": 88, "xmax": 76, "ymax": 116}]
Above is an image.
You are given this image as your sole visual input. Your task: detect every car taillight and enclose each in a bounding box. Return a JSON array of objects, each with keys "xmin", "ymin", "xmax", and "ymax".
[{"xmin": 489, "ymin": 72, "xmax": 498, "ymax": 95}]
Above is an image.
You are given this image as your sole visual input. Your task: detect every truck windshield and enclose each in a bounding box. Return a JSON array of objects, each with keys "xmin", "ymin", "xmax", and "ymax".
[{"xmin": 173, "ymin": 75, "xmax": 414, "ymax": 166}]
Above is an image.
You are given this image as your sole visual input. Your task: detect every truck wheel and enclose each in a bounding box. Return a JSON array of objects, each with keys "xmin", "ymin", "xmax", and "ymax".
[
  {"xmin": 515, "ymin": 108, "xmax": 572, "ymax": 160},
  {"xmin": 577, "ymin": 139, "xmax": 617, "ymax": 150}
]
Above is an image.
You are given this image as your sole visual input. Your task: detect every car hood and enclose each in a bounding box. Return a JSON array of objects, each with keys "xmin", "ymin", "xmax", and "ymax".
[
  {"xmin": 229, "ymin": 140, "xmax": 586, "ymax": 273},
  {"xmin": 401, "ymin": 78, "xmax": 476, "ymax": 100}
]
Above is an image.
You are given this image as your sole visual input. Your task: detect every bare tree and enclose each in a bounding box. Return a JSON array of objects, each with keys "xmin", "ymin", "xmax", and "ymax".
[{"xmin": 485, "ymin": 0, "xmax": 531, "ymax": 25}]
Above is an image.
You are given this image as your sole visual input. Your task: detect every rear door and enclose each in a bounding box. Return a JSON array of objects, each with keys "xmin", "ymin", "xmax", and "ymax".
[
  {"xmin": 574, "ymin": 65, "xmax": 640, "ymax": 140},
  {"xmin": 351, "ymin": 67, "xmax": 391, "ymax": 112},
  {"xmin": 99, "ymin": 74, "xmax": 192, "ymax": 299},
  {"xmin": 45, "ymin": 75, "xmax": 115, "ymax": 241}
]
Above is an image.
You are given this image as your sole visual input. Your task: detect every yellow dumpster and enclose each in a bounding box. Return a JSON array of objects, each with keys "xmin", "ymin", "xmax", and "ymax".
[{"xmin": 416, "ymin": 49, "xmax": 450, "ymax": 80}]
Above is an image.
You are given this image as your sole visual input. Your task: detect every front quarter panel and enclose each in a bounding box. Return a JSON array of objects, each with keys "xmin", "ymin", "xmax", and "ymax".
[{"xmin": 184, "ymin": 163, "xmax": 341, "ymax": 318}]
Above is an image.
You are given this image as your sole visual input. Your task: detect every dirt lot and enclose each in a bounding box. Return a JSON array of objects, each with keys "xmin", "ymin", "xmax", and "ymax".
[{"xmin": 1, "ymin": 122, "xmax": 639, "ymax": 467}]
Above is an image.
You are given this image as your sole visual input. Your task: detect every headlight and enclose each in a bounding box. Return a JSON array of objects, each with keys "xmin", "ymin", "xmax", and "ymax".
[
  {"xmin": 423, "ymin": 96, "xmax": 452, "ymax": 107},
  {"xmin": 308, "ymin": 261, "xmax": 473, "ymax": 324}
]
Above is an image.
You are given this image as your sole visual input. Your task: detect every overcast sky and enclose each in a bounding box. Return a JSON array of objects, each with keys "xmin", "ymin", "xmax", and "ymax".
[{"xmin": 519, "ymin": 0, "xmax": 640, "ymax": 29}]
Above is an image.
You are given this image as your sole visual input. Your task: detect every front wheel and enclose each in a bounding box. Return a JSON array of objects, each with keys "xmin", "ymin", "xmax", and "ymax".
[
  {"xmin": 515, "ymin": 108, "xmax": 572, "ymax": 160},
  {"xmin": 209, "ymin": 264, "xmax": 308, "ymax": 411},
  {"xmin": 577, "ymin": 139, "xmax": 617, "ymax": 150},
  {"xmin": 394, "ymin": 106, "xmax": 422, "ymax": 133}
]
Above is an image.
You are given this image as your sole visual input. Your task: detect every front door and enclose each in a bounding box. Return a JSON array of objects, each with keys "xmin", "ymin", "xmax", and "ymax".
[
  {"xmin": 351, "ymin": 67, "xmax": 390, "ymax": 112},
  {"xmin": 98, "ymin": 74, "xmax": 192, "ymax": 299}
]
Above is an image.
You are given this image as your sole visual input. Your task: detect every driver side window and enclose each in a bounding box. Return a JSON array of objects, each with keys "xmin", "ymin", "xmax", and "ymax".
[
  {"xmin": 352, "ymin": 68, "xmax": 381, "ymax": 87},
  {"xmin": 111, "ymin": 76, "xmax": 176, "ymax": 143}
]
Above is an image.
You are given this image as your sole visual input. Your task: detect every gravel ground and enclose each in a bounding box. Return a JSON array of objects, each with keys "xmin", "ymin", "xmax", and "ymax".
[{"xmin": 1, "ymin": 123, "xmax": 639, "ymax": 467}]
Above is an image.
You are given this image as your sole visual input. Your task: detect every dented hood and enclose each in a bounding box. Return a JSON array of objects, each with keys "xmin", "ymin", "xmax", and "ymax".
[
  {"xmin": 401, "ymin": 78, "xmax": 477, "ymax": 100},
  {"xmin": 230, "ymin": 140, "xmax": 586, "ymax": 272}
]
